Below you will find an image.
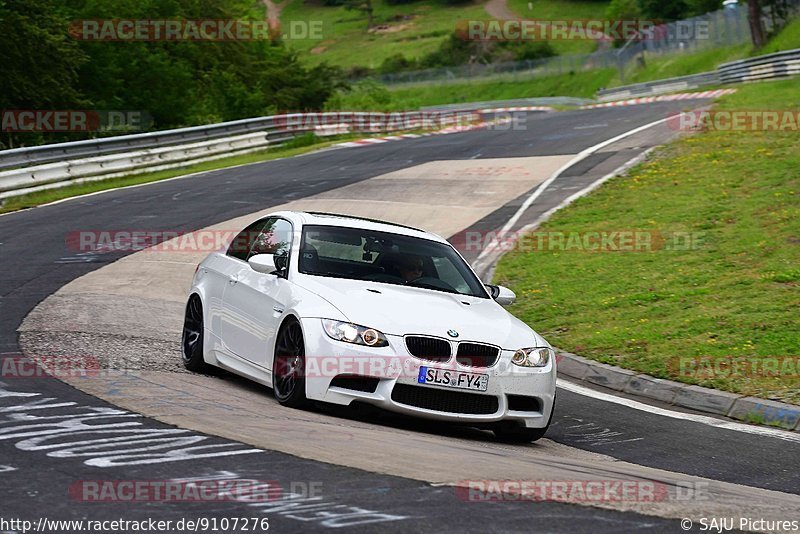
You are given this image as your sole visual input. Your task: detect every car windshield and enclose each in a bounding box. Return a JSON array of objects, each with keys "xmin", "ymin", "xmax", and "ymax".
[{"xmin": 299, "ymin": 225, "xmax": 489, "ymax": 299}]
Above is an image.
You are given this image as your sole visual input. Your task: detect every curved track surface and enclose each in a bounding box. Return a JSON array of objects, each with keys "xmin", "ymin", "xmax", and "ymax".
[{"xmin": 2, "ymin": 103, "xmax": 799, "ymax": 533}]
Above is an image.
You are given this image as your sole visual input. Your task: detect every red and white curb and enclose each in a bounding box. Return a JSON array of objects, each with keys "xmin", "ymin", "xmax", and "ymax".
[
  {"xmin": 333, "ymin": 119, "xmax": 512, "ymax": 148},
  {"xmin": 334, "ymin": 134, "xmax": 421, "ymax": 147},
  {"xmin": 581, "ymin": 89, "xmax": 737, "ymax": 109}
]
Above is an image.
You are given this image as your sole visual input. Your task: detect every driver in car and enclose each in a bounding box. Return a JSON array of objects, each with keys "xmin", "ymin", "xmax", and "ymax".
[{"xmin": 397, "ymin": 256, "xmax": 424, "ymax": 282}]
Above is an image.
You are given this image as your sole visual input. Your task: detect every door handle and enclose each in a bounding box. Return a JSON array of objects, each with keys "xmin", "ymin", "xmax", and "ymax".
[
  {"xmin": 228, "ymin": 273, "xmax": 239, "ymax": 284},
  {"xmin": 273, "ymin": 306, "xmax": 284, "ymax": 314}
]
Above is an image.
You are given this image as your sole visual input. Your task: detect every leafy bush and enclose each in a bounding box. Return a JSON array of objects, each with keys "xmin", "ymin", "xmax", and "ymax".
[
  {"xmin": 373, "ymin": 32, "xmax": 556, "ymax": 73},
  {"xmin": 379, "ymin": 53, "xmax": 418, "ymax": 73}
]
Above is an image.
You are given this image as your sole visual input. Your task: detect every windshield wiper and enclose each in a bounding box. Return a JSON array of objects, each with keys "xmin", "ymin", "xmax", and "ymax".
[{"xmin": 405, "ymin": 280, "xmax": 460, "ymax": 295}]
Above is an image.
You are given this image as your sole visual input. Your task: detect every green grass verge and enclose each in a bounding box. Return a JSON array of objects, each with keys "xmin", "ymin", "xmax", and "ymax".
[
  {"xmin": 334, "ymin": 68, "xmax": 616, "ymax": 110},
  {"xmin": 0, "ymin": 135, "xmax": 341, "ymax": 214},
  {"xmin": 493, "ymin": 78, "xmax": 800, "ymax": 404}
]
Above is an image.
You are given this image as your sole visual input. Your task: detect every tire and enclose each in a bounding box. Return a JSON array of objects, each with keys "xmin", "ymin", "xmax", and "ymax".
[
  {"xmin": 493, "ymin": 395, "xmax": 556, "ymax": 443},
  {"xmin": 181, "ymin": 295, "xmax": 210, "ymax": 373},
  {"xmin": 272, "ymin": 318, "xmax": 308, "ymax": 408}
]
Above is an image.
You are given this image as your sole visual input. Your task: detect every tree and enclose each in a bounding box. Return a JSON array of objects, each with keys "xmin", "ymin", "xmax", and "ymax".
[
  {"xmin": 0, "ymin": 0, "xmax": 86, "ymax": 110},
  {"xmin": 606, "ymin": 0, "xmax": 644, "ymax": 21},
  {"xmin": 685, "ymin": 0, "xmax": 723, "ymax": 16},
  {"xmin": 747, "ymin": 0, "xmax": 766, "ymax": 47},
  {"xmin": 0, "ymin": 0, "xmax": 348, "ymax": 145},
  {"xmin": 605, "ymin": 0, "xmax": 643, "ymax": 46},
  {"xmin": 638, "ymin": 0, "xmax": 690, "ymax": 21}
]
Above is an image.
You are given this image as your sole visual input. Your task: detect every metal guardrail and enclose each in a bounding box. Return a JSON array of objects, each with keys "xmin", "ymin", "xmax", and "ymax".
[
  {"xmin": 595, "ymin": 47, "xmax": 800, "ymax": 101},
  {"xmin": 0, "ymin": 111, "xmax": 478, "ymax": 199},
  {"xmin": 0, "ymin": 116, "xmax": 285, "ymax": 171},
  {"xmin": 718, "ymin": 48, "xmax": 800, "ymax": 83},
  {"xmin": 596, "ymin": 71, "xmax": 721, "ymax": 101}
]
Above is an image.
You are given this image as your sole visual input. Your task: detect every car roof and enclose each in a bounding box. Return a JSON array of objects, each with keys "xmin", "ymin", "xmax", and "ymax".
[{"xmin": 270, "ymin": 211, "xmax": 447, "ymax": 242}]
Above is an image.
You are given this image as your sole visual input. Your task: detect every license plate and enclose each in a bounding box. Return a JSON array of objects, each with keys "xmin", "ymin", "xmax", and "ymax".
[{"xmin": 417, "ymin": 366, "xmax": 488, "ymax": 392}]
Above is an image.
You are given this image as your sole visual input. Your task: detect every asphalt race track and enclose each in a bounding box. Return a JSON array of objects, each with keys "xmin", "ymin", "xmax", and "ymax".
[{"xmin": 1, "ymin": 102, "xmax": 798, "ymax": 533}]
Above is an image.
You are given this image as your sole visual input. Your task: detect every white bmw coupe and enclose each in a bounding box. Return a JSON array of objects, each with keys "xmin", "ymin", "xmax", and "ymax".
[{"xmin": 182, "ymin": 211, "xmax": 556, "ymax": 442}]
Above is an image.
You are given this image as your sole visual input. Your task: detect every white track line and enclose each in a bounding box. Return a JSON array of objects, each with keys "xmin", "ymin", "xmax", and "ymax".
[
  {"xmin": 559, "ymin": 380, "xmax": 800, "ymax": 443},
  {"xmin": 476, "ymin": 116, "xmax": 670, "ymax": 261}
]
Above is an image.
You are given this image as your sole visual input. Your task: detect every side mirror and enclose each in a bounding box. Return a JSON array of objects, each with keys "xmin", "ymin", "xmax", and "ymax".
[
  {"xmin": 486, "ymin": 284, "xmax": 516, "ymax": 306},
  {"xmin": 248, "ymin": 254, "xmax": 277, "ymax": 274}
]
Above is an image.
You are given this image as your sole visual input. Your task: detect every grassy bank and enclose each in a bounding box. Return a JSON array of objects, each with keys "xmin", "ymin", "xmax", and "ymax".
[
  {"xmin": 760, "ymin": 17, "xmax": 800, "ymax": 54},
  {"xmin": 283, "ymin": 0, "xmax": 606, "ymax": 69},
  {"xmin": 333, "ymin": 68, "xmax": 616, "ymax": 110},
  {"xmin": 493, "ymin": 78, "xmax": 800, "ymax": 404},
  {"xmin": 327, "ymin": 17, "xmax": 800, "ymax": 111},
  {"xmin": 282, "ymin": 0, "xmax": 488, "ymax": 69},
  {"xmin": 506, "ymin": 0, "xmax": 608, "ymax": 54},
  {"xmin": 613, "ymin": 44, "xmax": 751, "ymax": 86}
]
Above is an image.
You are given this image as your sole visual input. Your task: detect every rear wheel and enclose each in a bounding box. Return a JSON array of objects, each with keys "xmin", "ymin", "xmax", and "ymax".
[
  {"xmin": 181, "ymin": 295, "xmax": 209, "ymax": 372},
  {"xmin": 273, "ymin": 318, "xmax": 308, "ymax": 408}
]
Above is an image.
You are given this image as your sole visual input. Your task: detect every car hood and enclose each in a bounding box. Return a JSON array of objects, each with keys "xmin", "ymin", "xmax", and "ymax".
[{"xmin": 297, "ymin": 275, "xmax": 545, "ymax": 350}]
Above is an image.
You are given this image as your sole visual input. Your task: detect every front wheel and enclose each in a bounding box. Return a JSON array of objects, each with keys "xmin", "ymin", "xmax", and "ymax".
[
  {"xmin": 272, "ymin": 318, "xmax": 308, "ymax": 408},
  {"xmin": 493, "ymin": 424, "xmax": 549, "ymax": 443},
  {"xmin": 181, "ymin": 295, "xmax": 210, "ymax": 373},
  {"xmin": 494, "ymin": 396, "xmax": 555, "ymax": 443}
]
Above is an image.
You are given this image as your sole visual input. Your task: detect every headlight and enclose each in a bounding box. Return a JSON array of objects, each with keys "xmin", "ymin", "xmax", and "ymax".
[
  {"xmin": 512, "ymin": 347, "xmax": 553, "ymax": 367},
  {"xmin": 322, "ymin": 319, "xmax": 389, "ymax": 347}
]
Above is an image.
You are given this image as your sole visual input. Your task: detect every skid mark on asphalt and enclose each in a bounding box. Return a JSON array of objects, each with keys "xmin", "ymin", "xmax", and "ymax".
[{"xmin": 552, "ymin": 416, "xmax": 644, "ymax": 447}]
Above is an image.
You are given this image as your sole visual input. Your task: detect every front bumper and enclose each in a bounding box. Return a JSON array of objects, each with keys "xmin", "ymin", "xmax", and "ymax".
[{"xmin": 300, "ymin": 318, "xmax": 556, "ymax": 428}]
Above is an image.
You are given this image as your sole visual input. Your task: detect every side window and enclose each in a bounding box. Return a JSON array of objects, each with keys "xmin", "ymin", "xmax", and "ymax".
[
  {"xmin": 227, "ymin": 219, "xmax": 267, "ymax": 261},
  {"xmin": 250, "ymin": 218, "xmax": 293, "ymax": 271}
]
